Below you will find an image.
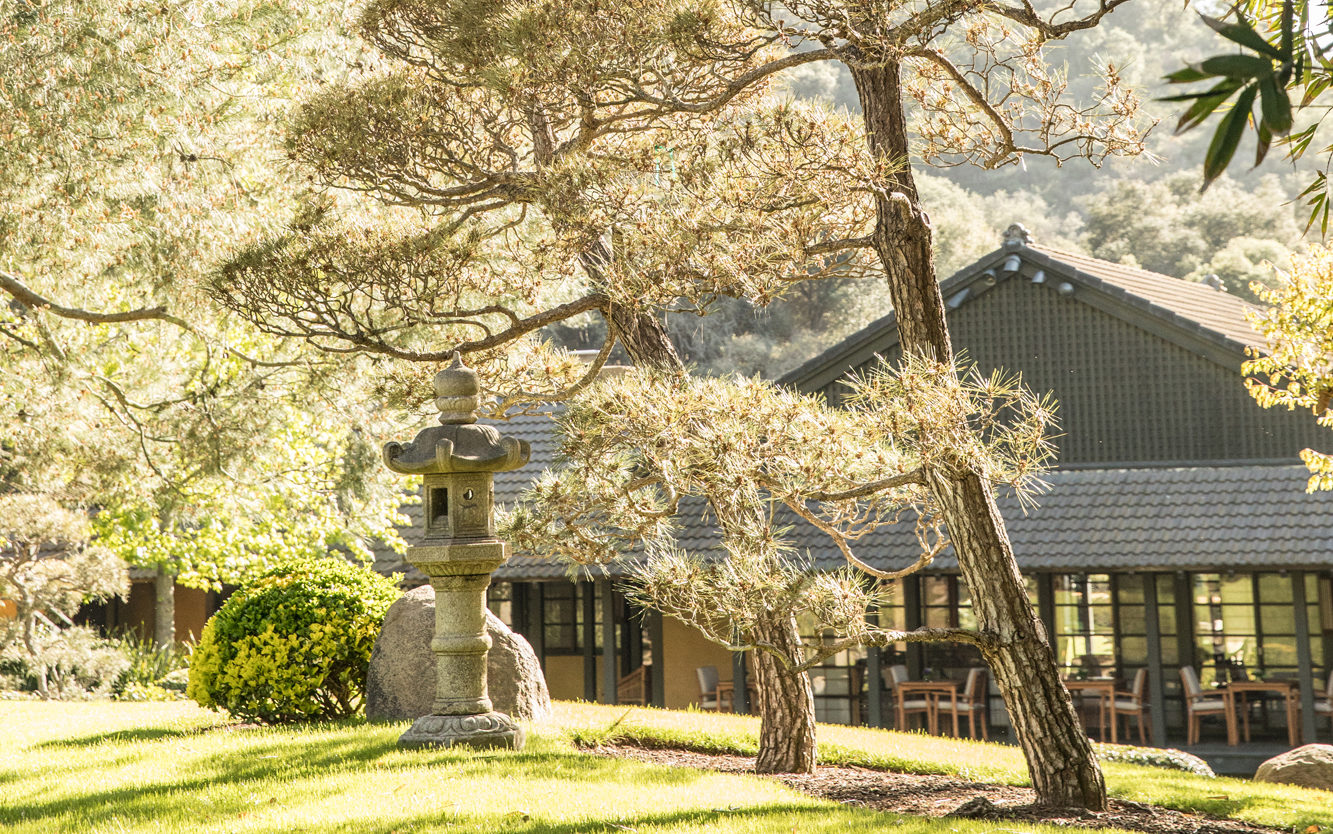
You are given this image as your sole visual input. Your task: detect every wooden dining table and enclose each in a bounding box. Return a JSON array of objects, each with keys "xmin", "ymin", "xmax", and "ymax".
[
  {"xmin": 1063, "ymin": 678, "xmax": 1119, "ymax": 743},
  {"xmin": 1222, "ymin": 679, "xmax": 1301, "ymax": 747},
  {"xmin": 896, "ymin": 679, "xmax": 966, "ymax": 736}
]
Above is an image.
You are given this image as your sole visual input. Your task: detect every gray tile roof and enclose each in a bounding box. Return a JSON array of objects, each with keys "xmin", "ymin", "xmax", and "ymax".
[
  {"xmin": 1024, "ymin": 244, "xmax": 1261, "ymax": 348},
  {"xmin": 780, "ymin": 463, "xmax": 1333, "ymax": 574},
  {"xmin": 378, "ymin": 451, "xmax": 1333, "ymax": 580},
  {"xmin": 781, "ymin": 240, "xmax": 1263, "ymax": 391}
]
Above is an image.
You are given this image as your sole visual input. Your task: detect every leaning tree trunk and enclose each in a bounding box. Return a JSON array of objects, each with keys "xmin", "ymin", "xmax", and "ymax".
[
  {"xmin": 530, "ymin": 106, "xmax": 686, "ymax": 379},
  {"xmin": 154, "ymin": 565, "xmax": 176, "ymax": 648},
  {"xmin": 751, "ymin": 610, "xmax": 818, "ymax": 774},
  {"xmin": 851, "ymin": 60, "xmax": 1107, "ymax": 810}
]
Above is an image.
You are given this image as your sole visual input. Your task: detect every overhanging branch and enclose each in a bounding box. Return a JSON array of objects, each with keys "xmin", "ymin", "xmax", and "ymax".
[{"xmin": 0, "ymin": 270, "xmax": 187, "ymax": 328}]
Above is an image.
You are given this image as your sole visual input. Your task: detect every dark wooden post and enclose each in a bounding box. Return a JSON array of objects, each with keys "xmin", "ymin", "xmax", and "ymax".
[
  {"xmin": 1174, "ymin": 572, "xmax": 1196, "ymax": 686},
  {"xmin": 867, "ymin": 600, "xmax": 883, "ymax": 728},
  {"xmin": 648, "ymin": 609, "xmax": 665, "ymax": 707},
  {"xmin": 1036, "ymin": 573, "xmax": 1056, "ymax": 650},
  {"xmin": 1293, "ymin": 571, "xmax": 1317, "ymax": 744},
  {"xmin": 732, "ymin": 651, "xmax": 750, "ymax": 714},
  {"xmin": 904, "ymin": 576, "xmax": 924, "ymax": 679},
  {"xmin": 600, "ymin": 579, "xmax": 618, "ymax": 704},
  {"xmin": 526, "ymin": 582, "xmax": 545, "ymax": 668},
  {"xmin": 1143, "ymin": 574, "xmax": 1168, "ymax": 746},
  {"xmin": 582, "ymin": 581, "xmax": 597, "ymax": 702}
]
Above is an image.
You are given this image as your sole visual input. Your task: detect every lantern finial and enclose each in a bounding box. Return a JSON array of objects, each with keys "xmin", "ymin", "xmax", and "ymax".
[{"xmin": 434, "ymin": 351, "xmax": 480, "ymax": 424}]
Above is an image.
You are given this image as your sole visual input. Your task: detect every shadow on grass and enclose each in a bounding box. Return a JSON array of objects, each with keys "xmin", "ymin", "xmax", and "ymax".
[
  {"xmin": 0, "ymin": 733, "xmax": 706, "ymax": 831},
  {"xmin": 239, "ymin": 802, "xmax": 885, "ymax": 834},
  {"xmin": 34, "ymin": 726, "xmax": 201, "ymax": 750}
]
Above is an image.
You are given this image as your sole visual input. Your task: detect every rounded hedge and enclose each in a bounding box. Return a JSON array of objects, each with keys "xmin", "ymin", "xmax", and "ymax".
[{"xmin": 186, "ymin": 557, "xmax": 400, "ymax": 723}]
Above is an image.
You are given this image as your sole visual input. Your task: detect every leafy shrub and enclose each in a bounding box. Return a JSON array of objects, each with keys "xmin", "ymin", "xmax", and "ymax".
[
  {"xmin": 1, "ymin": 625, "xmax": 130, "ymax": 699},
  {"xmin": 1094, "ymin": 742, "xmax": 1215, "ymax": 777},
  {"xmin": 186, "ymin": 557, "xmax": 399, "ymax": 723}
]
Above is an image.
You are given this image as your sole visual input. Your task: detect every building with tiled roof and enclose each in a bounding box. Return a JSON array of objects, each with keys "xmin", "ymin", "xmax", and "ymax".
[{"xmin": 351, "ymin": 227, "xmax": 1333, "ymax": 757}]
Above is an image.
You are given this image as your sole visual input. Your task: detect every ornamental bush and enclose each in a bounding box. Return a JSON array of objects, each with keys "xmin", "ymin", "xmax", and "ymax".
[{"xmin": 186, "ymin": 557, "xmax": 400, "ymax": 723}]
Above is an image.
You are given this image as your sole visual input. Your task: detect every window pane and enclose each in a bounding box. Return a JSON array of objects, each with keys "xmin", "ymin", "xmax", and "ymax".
[
  {"xmin": 1119, "ymin": 606, "xmax": 1146, "ymax": 635},
  {"xmin": 1260, "ymin": 606, "xmax": 1295, "ymax": 636},
  {"xmin": 1218, "ymin": 605, "xmax": 1256, "ymax": 635},
  {"xmin": 1259, "ymin": 573, "xmax": 1293, "ymax": 603},
  {"xmin": 1261, "ymin": 637, "xmax": 1297, "ymax": 669},
  {"xmin": 1119, "ymin": 636, "xmax": 1147, "ymax": 665},
  {"xmin": 1220, "ymin": 575, "xmax": 1254, "ymax": 604},
  {"xmin": 1117, "ymin": 575, "xmax": 1145, "ymax": 605}
]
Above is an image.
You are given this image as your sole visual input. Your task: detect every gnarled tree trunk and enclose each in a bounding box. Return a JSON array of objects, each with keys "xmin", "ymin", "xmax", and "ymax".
[
  {"xmin": 154, "ymin": 565, "xmax": 176, "ymax": 648},
  {"xmin": 751, "ymin": 610, "xmax": 817, "ymax": 774},
  {"xmin": 851, "ymin": 60, "xmax": 1106, "ymax": 810}
]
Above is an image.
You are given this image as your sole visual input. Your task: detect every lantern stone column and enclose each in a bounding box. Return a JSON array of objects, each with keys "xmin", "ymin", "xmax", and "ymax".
[{"xmin": 383, "ymin": 353, "xmax": 531, "ymax": 750}]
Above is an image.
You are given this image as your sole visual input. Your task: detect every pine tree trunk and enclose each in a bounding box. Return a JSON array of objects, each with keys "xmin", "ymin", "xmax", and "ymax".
[
  {"xmin": 528, "ymin": 108, "xmax": 685, "ymax": 378},
  {"xmin": 154, "ymin": 566, "xmax": 176, "ymax": 648},
  {"xmin": 850, "ymin": 60, "xmax": 1107, "ymax": 810},
  {"xmin": 605, "ymin": 303, "xmax": 683, "ymax": 375},
  {"xmin": 751, "ymin": 611, "xmax": 817, "ymax": 774}
]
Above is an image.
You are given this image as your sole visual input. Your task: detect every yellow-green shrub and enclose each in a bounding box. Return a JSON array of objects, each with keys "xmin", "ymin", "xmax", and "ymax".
[{"xmin": 187, "ymin": 557, "xmax": 399, "ymax": 723}]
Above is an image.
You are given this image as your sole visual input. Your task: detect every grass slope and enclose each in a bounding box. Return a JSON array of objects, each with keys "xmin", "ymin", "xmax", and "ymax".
[{"xmin": 0, "ymin": 700, "xmax": 1325, "ymax": 833}]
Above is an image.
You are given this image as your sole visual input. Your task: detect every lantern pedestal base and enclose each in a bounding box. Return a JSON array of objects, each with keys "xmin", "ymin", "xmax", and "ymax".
[{"xmin": 398, "ymin": 711, "xmax": 524, "ymax": 750}]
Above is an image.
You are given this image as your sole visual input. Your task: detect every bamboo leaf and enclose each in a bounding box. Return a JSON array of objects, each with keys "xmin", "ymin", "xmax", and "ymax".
[
  {"xmin": 1200, "ymin": 13, "xmax": 1286, "ymax": 60},
  {"xmin": 1164, "ymin": 66, "xmax": 1213, "ymax": 84},
  {"xmin": 1199, "ymin": 54, "xmax": 1277, "ymax": 79},
  {"xmin": 1202, "ymin": 84, "xmax": 1258, "ymax": 188},
  {"xmin": 1173, "ymin": 79, "xmax": 1242, "ymax": 134},
  {"xmin": 1256, "ymin": 121, "xmax": 1273, "ymax": 166},
  {"xmin": 1258, "ymin": 74, "xmax": 1294, "ymax": 134}
]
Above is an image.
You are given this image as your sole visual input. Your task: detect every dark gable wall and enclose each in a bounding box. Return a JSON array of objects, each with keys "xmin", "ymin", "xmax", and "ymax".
[{"xmin": 820, "ymin": 276, "xmax": 1327, "ymax": 465}]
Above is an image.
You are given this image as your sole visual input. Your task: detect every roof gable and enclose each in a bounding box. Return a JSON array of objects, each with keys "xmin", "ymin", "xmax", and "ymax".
[{"xmin": 782, "ymin": 239, "xmax": 1263, "ymax": 394}]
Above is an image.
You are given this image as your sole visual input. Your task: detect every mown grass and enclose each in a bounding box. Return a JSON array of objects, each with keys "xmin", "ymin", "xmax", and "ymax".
[
  {"xmin": 0, "ymin": 700, "xmax": 1326, "ymax": 833},
  {"xmin": 556, "ymin": 702, "xmax": 1333, "ymax": 832},
  {"xmin": 0, "ymin": 700, "xmax": 1130, "ymax": 834}
]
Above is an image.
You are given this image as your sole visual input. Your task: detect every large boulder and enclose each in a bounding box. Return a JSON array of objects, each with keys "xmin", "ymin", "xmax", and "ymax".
[
  {"xmin": 366, "ymin": 585, "xmax": 551, "ymax": 723},
  {"xmin": 1254, "ymin": 744, "xmax": 1333, "ymax": 791}
]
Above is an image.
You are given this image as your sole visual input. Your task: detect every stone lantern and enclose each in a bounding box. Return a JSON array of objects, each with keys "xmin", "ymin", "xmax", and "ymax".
[{"xmin": 383, "ymin": 353, "xmax": 530, "ymax": 749}]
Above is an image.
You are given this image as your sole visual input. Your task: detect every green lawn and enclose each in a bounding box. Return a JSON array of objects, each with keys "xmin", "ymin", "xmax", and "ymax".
[{"xmin": 0, "ymin": 700, "xmax": 1325, "ymax": 834}]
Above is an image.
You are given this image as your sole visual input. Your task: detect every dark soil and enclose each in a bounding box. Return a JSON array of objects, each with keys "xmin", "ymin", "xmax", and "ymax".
[{"xmin": 591, "ymin": 744, "xmax": 1285, "ymax": 834}]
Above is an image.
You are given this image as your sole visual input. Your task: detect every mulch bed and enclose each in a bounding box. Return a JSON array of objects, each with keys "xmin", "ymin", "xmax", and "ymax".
[{"xmin": 591, "ymin": 744, "xmax": 1286, "ymax": 834}]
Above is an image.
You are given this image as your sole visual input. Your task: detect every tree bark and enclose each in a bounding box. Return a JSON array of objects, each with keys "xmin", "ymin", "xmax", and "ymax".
[
  {"xmin": 751, "ymin": 610, "xmax": 817, "ymax": 774},
  {"xmin": 850, "ymin": 60, "xmax": 1106, "ymax": 810},
  {"xmin": 153, "ymin": 565, "xmax": 176, "ymax": 647},
  {"xmin": 605, "ymin": 303, "xmax": 683, "ymax": 375}
]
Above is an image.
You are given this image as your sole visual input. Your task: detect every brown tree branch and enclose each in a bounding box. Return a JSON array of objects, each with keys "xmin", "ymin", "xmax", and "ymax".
[
  {"xmin": 993, "ymin": 0, "xmax": 1132, "ymax": 41},
  {"xmin": 803, "ymin": 235, "xmax": 876, "ymax": 257},
  {"xmin": 908, "ymin": 48, "xmax": 1015, "ymax": 163},
  {"xmin": 0, "ymin": 270, "xmax": 187, "ymax": 328},
  {"xmin": 624, "ymin": 48, "xmax": 840, "ymax": 114},
  {"xmin": 805, "ymin": 468, "xmax": 925, "ymax": 502},
  {"xmin": 784, "ymin": 497, "xmax": 942, "ymax": 581}
]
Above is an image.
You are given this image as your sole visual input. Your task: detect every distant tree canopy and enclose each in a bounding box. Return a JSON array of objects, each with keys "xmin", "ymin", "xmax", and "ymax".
[
  {"xmin": 0, "ymin": 1, "xmax": 409, "ymax": 644},
  {"xmin": 1080, "ymin": 172, "xmax": 1304, "ymax": 299}
]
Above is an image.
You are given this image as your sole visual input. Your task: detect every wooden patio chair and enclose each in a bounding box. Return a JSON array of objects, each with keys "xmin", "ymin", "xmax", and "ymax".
[
  {"xmin": 891, "ymin": 665, "xmax": 932, "ymax": 732},
  {"xmin": 1180, "ymin": 666, "xmax": 1229, "ymax": 745},
  {"xmin": 939, "ymin": 667, "xmax": 989, "ymax": 740},
  {"xmin": 1113, "ymin": 668, "xmax": 1150, "ymax": 745},
  {"xmin": 695, "ymin": 665, "xmax": 720, "ymax": 711},
  {"xmin": 617, "ymin": 666, "xmax": 649, "ymax": 706}
]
